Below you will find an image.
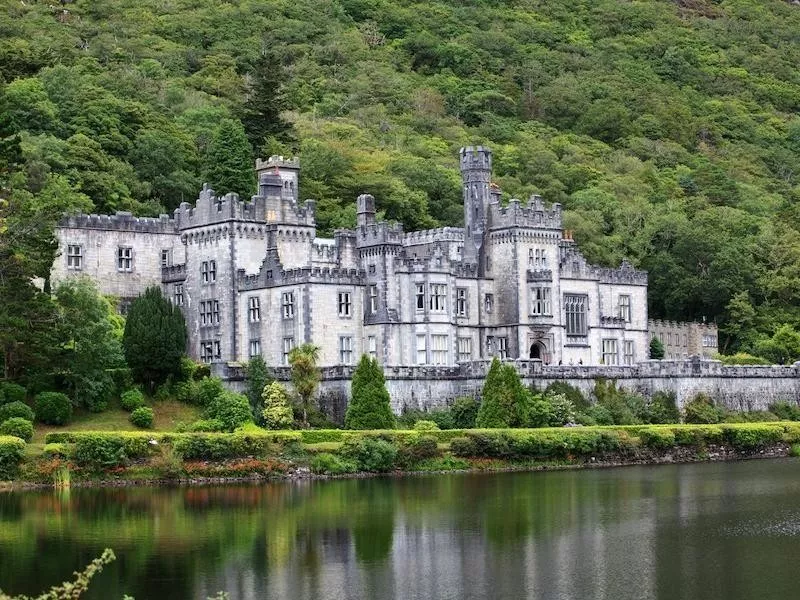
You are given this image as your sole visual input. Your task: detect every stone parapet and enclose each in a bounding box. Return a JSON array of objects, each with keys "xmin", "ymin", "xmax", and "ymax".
[
  {"xmin": 161, "ymin": 263, "xmax": 187, "ymax": 283},
  {"xmin": 60, "ymin": 211, "xmax": 177, "ymax": 234}
]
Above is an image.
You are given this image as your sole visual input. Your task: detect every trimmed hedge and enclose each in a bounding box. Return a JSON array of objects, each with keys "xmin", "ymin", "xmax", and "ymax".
[
  {"xmin": 0, "ymin": 401, "xmax": 34, "ymax": 424},
  {"xmin": 0, "ymin": 417, "xmax": 34, "ymax": 442},
  {"xmin": 121, "ymin": 389, "xmax": 146, "ymax": 412},
  {"xmin": 0, "ymin": 435, "xmax": 26, "ymax": 480},
  {"xmin": 34, "ymin": 392, "xmax": 72, "ymax": 425},
  {"xmin": 130, "ymin": 406, "xmax": 154, "ymax": 429},
  {"xmin": 171, "ymin": 431, "xmax": 300, "ymax": 460},
  {"xmin": 0, "ymin": 382, "xmax": 26, "ymax": 406},
  {"xmin": 73, "ymin": 433, "xmax": 158, "ymax": 469}
]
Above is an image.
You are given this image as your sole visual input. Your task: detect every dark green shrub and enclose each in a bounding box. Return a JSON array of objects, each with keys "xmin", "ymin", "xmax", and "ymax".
[
  {"xmin": 574, "ymin": 412, "xmax": 598, "ymax": 426},
  {"xmin": 450, "ymin": 436, "xmax": 476, "ymax": 457},
  {"xmin": 310, "ymin": 452, "xmax": 357, "ymax": 475},
  {"xmin": 476, "ymin": 358, "xmax": 531, "ymax": 428},
  {"xmin": 130, "ymin": 406, "xmax": 154, "ymax": 429},
  {"xmin": 73, "ymin": 435, "xmax": 128, "ymax": 469},
  {"xmin": 723, "ymin": 411, "xmax": 779, "ymax": 423},
  {"xmin": 527, "ymin": 395, "xmax": 555, "ymax": 428},
  {"xmin": 0, "ymin": 382, "xmax": 26, "ymax": 406},
  {"xmin": 769, "ymin": 401, "xmax": 800, "ymax": 421},
  {"xmin": 397, "ymin": 435, "xmax": 439, "ymax": 467},
  {"xmin": 722, "ymin": 424, "xmax": 783, "ymax": 450},
  {"xmin": 184, "ymin": 419, "xmax": 226, "ymax": 432},
  {"xmin": 683, "ymin": 393, "xmax": 724, "ymax": 424},
  {"xmin": 0, "ymin": 401, "xmax": 35, "ymax": 423},
  {"xmin": 108, "ymin": 368, "xmax": 134, "ymax": 398},
  {"xmin": 586, "ymin": 404, "xmax": 614, "ymax": 425},
  {"xmin": 0, "ymin": 435, "xmax": 26, "ymax": 480},
  {"xmin": 345, "ymin": 355, "xmax": 395, "ymax": 429},
  {"xmin": 173, "ymin": 380, "xmax": 199, "ymax": 404},
  {"xmin": 170, "ymin": 432, "xmax": 293, "ymax": 460},
  {"xmin": 545, "ymin": 394, "xmax": 576, "ymax": 426},
  {"xmin": 193, "ymin": 363, "xmax": 211, "ymax": 380},
  {"xmin": 43, "ymin": 443, "xmax": 70, "ymax": 459},
  {"xmin": 466, "ymin": 431, "xmax": 513, "ymax": 457},
  {"xmin": 593, "ymin": 380, "xmax": 640, "ymax": 425},
  {"xmin": 639, "ymin": 427, "xmax": 676, "ymax": 449},
  {"xmin": 544, "ymin": 382, "xmax": 589, "ymax": 411},
  {"xmin": 339, "ymin": 437, "xmax": 397, "ymax": 472},
  {"xmin": 414, "ymin": 420, "xmax": 440, "ymax": 432},
  {"xmin": 205, "ymin": 390, "xmax": 253, "ymax": 431},
  {"xmin": 34, "ymin": 392, "xmax": 72, "ymax": 425},
  {"xmin": 0, "ymin": 417, "xmax": 34, "ymax": 442},
  {"xmin": 120, "ymin": 389, "xmax": 146, "ymax": 412},
  {"xmin": 451, "ymin": 396, "xmax": 479, "ymax": 428},
  {"xmin": 646, "ymin": 391, "xmax": 680, "ymax": 424}
]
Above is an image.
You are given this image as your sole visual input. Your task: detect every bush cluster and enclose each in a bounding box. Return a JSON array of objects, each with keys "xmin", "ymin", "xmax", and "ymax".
[
  {"xmin": 339, "ymin": 436, "xmax": 398, "ymax": 472},
  {"xmin": 0, "ymin": 401, "xmax": 34, "ymax": 424},
  {"xmin": 0, "ymin": 435, "xmax": 26, "ymax": 480},
  {"xmin": 72, "ymin": 433, "xmax": 157, "ymax": 470},
  {"xmin": 0, "ymin": 382, "xmax": 26, "ymax": 406},
  {"xmin": 121, "ymin": 389, "xmax": 146, "ymax": 412},
  {"xmin": 769, "ymin": 401, "xmax": 800, "ymax": 421},
  {"xmin": 0, "ymin": 417, "xmax": 34, "ymax": 442},
  {"xmin": 130, "ymin": 406, "xmax": 154, "ymax": 429},
  {"xmin": 449, "ymin": 429, "xmax": 634, "ymax": 460},
  {"xmin": 170, "ymin": 431, "xmax": 300, "ymax": 460},
  {"xmin": 34, "ymin": 392, "xmax": 72, "ymax": 425},
  {"xmin": 205, "ymin": 390, "xmax": 254, "ymax": 432},
  {"xmin": 310, "ymin": 452, "xmax": 357, "ymax": 475}
]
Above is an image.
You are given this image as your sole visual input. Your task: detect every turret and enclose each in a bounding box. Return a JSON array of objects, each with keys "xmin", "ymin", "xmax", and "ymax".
[
  {"xmin": 255, "ymin": 155, "xmax": 300, "ymax": 202},
  {"xmin": 356, "ymin": 193, "xmax": 376, "ymax": 228},
  {"xmin": 460, "ymin": 146, "xmax": 492, "ymax": 267}
]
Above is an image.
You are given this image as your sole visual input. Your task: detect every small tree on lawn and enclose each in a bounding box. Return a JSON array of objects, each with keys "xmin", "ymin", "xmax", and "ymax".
[
  {"xmin": 245, "ymin": 355, "xmax": 272, "ymax": 423},
  {"xmin": 289, "ymin": 343, "xmax": 320, "ymax": 427},
  {"xmin": 345, "ymin": 355, "xmax": 395, "ymax": 430},
  {"xmin": 123, "ymin": 286, "xmax": 186, "ymax": 393},
  {"xmin": 649, "ymin": 336, "xmax": 665, "ymax": 360},
  {"xmin": 262, "ymin": 381, "xmax": 294, "ymax": 430},
  {"xmin": 476, "ymin": 358, "xmax": 531, "ymax": 428}
]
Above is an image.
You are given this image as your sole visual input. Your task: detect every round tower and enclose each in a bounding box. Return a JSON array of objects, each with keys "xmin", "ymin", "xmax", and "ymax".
[{"xmin": 460, "ymin": 146, "xmax": 492, "ymax": 266}]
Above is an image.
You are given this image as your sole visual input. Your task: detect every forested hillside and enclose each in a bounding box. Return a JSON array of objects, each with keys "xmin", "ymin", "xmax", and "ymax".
[{"xmin": 3, "ymin": 0, "xmax": 800, "ymax": 354}]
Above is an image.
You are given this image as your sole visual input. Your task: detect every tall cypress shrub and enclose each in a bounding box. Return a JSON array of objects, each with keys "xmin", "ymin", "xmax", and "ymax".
[
  {"xmin": 345, "ymin": 355, "xmax": 395, "ymax": 430},
  {"xmin": 123, "ymin": 287, "xmax": 186, "ymax": 392},
  {"xmin": 476, "ymin": 358, "xmax": 531, "ymax": 428}
]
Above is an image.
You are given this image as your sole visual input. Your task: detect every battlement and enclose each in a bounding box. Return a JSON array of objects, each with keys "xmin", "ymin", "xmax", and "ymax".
[
  {"xmin": 403, "ymin": 227, "xmax": 464, "ymax": 246},
  {"xmin": 560, "ymin": 245, "xmax": 647, "ymax": 285},
  {"xmin": 355, "ymin": 220, "xmax": 405, "ymax": 247},
  {"xmin": 255, "ymin": 155, "xmax": 300, "ymax": 171},
  {"xmin": 312, "ymin": 238, "xmax": 338, "ymax": 262},
  {"xmin": 238, "ymin": 265, "xmax": 364, "ymax": 291},
  {"xmin": 488, "ymin": 195, "xmax": 562, "ymax": 230},
  {"xmin": 459, "ymin": 146, "xmax": 492, "ymax": 172},
  {"xmin": 59, "ymin": 211, "xmax": 177, "ymax": 234},
  {"xmin": 649, "ymin": 319, "xmax": 717, "ymax": 332},
  {"xmin": 161, "ymin": 263, "xmax": 187, "ymax": 283}
]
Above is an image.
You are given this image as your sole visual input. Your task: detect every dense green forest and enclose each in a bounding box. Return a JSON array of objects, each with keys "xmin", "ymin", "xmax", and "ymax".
[{"xmin": 3, "ymin": 0, "xmax": 800, "ymax": 355}]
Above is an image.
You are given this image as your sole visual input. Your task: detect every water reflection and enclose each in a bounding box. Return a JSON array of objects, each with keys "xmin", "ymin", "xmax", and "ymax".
[{"xmin": 2, "ymin": 460, "xmax": 800, "ymax": 599}]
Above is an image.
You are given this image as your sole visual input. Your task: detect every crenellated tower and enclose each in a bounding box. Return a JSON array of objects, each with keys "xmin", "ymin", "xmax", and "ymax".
[{"xmin": 460, "ymin": 146, "xmax": 492, "ymax": 271}]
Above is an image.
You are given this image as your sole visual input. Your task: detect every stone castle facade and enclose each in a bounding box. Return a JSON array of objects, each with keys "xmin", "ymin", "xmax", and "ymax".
[{"xmin": 52, "ymin": 147, "xmax": 650, "ymax": 370}]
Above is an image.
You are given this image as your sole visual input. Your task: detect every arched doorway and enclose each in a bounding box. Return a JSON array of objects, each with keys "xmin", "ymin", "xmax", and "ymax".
[{"xmin": 529, "ymin": 342, "xmax": 545, "ymax": 360}]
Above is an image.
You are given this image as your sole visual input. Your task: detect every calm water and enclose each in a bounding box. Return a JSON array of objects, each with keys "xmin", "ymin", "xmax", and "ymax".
[{"xmin": 2, "ymin": 460, "xmax": 800, "ymax": 599}]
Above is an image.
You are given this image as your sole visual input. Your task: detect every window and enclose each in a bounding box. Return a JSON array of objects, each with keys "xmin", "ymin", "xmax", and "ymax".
[
  {"xmin": 457, "ymin": 337, "xmax": 472, "ymax": 362},
  {"xmin": 199, "ymin": 300, "xmax": 220, "ymax": 326},
  {"xmin": 249, "ymin": 339, "xmax": 261, "ymax": 357},
  {"xmin": 248, "ymin": 296, "xmax": 260, "ymax": 322},
  {"xmin": 282, "ymin": 292, "xmax": 295, "ymax": 319},
  {"xmin": 618, "ymin": 295, "xmax": 631, "ymax": 322},
  {"xmin": 683, "ymin": 334, "xmax": 688, "ymax": 347},
  {"xmin": 531, "ymin": 287, "xmax": 552, "ymax": 316},
  {"xmin": 498, "ymin": 337, "xmax": 508, "ymax": 360},
  {"xmin": 173, "ymin": 283, "xmax": 184, "ymax": 306},
  {"xmin": 117, "ymin": 247, "xmax": 133, "ymax": 272},
  {"xmin": 540, "ymin": 249, "xmax": 547, "ymax": 267},
  {"xmin": 431, "ymin": 335, "xmax": 448, "ymax": 365},
  {"xmin": 602, "ymin": 339, "xmax": 618, "ymax": 365},
  {"xmin": 67, "ymin": 245, "xmax": 83, "ymax": 270},
  {"xmin": 201, "ymin": 260, "xmax": 217, "ymax": 284},
  {"xmin": 282, "ymin": 337, "xmax": 295, "ymax": 365},
  {"xmin": 161, "ymin": 249, "xmax": 172, "ymax": 268},
  {"xmin": 485, "ymin": 255, "xmax": 491, "ymax": 272},
  {"xmin": 528, "ymin": 248, "xmax": 534, "ymax": 266},
  {"xmin": 368, "ymin": 285, "xmax": 378, "ymax": 314},
  {"xmin": 703, "ymin": 335, "xmax": 717, "ymax": 348},
  {"xmin": 368, "ymin": 264, "xmax": 376, "ymax": 274},
  {"xmin": 564, "ymin": 294, "xmax": 587, "ymax": 337},
  {"xmin": 416, "ymin": 283, "xmax": 425, "ymax": 311},
  {"xmin": 667, "ymin": 332, "xmax": 672, "ymax": 345},
  {"xmin": 200, "ymin": 340, "xmax": 221, "ymax": 363},
  {"xmin": 338, "ymin": 292, "xmax": 351, "ymax": 317},
  {"xmin": 485, "ymin": 294, "xmax": 494, "ymax": 314},
  {"xmin": 456, "ymin": 288, "xmax": 468, "ymax": 317},
  {"xmin": 623, "ymin": 340, "xmax": 634, "ymax": 365},
  {"xmin": 416, "ymin": 334, "xmax": 427, "ymax": 365},
  {"xmin": 339, "ymin": 336, "xmax": 354, "ymax": 364},
  {"xmin": 429, "ymin": 284, "xmax": 447, "ymax": 312},
  {"xmin": 368, "ymin": 336, "xmax": 377, "ymax": 358}
]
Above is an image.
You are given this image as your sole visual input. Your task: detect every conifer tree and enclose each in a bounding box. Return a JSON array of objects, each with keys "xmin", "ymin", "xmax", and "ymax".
[
  {"xmin": 345, "ymin": 355, "xmax": 395, "ymax": 430},
  {"xmin": 203, "ymin": 118, "xmax": 254, "ymax": 198},
  {"xmin": 649, "ymin": 336, "xmax": 665, "ymax": 360},
  {"xmin": 476, "ymin": 358, "xmax": 531, "ymax": 428},
  {"xmin": 245, "ymin": 355, "xmax": 272, "ymax": 423},
  {"xmin": 241, "ymin": 47, "xmax": 295, "ymax": 153},
  {"xmin": 261, "ymin": 381, "xmax": 294, "ymax": 430},
  {"xmin": 122, "ymin": 286, "xmax": 186, "ymax": 392}
]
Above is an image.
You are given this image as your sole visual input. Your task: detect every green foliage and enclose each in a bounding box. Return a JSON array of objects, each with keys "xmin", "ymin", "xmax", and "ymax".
[
  {"xmin": 129, "ymin": 406, "xmax": 154, "ymax": 429},
  {"xmin": 450, "ymin": 396, "xmax": 480, "ymax": 429},
  {"xmin": 0, "ymin": 382, "xmax": 26, "ymax": 405},
  {"xmin": 649, "ymin": 337, "xmax": 665, "ymax": 360},
  {"xmin": 722, "ymin": 424, "xmax": 784, "ymax": 450},
  {"xmin": 245, "ymin": 356, "xmax": 271, "ymax": 423},
  {"xmin": 476, "ymin": 358, "xmax": 532, "ymax": 428},
  {"xmin": 715, "ymin": 353, "xmax": 771, "ymax": 366},
  {"xmin": 204, "ymin": 390, "xmax": 253, "ymax": 432},
  {"xmin": 120, "ymin": 389, "xmax": 146, "ymax": 412},
  {"xmin": 0, "ymin": 417, "xmax": 33, "ymax": 442},
  {"xmin": 339, "ymin": 437, "xmax": 398, "ymax": 472},
  {"xmin": 72, "ymin": 433, "xmax": 152, "ymax": 470},
  {"xmin": 593, "ymin": 380, "xmax": 641, "ymax": 425},
  {"xmin": 0, "ymin": 435, "xmax": 25, "ymax": 480},
  {"xmin": 413, "ymin": 420, "xmax": 440, "ymax": 432},
  {"xmin": 545, "ymin": 394, "xmax": 576, "ymax": 426},
  {"xmin": 769, "ymin": 401, "xmax": 800, "ymax": 421},
  {"xmin": 203, "ymin": 118, "xmax": 254, "ymax": 197},
  {"xmin": 645, "ymin": 391, "xmax": 681, "ymax": 424},
  {"xmin": 310, "ymin": 452, "xmax": 357, "ymax": 475},
  {"xmin": 261, "ymin": 382, "xmax": 294, "ymax": 430},
  {"xmin": 288, "ymin": 344, "xmax": 320, "ymax": 427},
  {"xmin": 0, "ymin": 401, "xmax": 34, "ymax": 423},
  {"xmin": 544, "ymin": 382, "xmax": 589, "ymax": 411},
  {"xmin": 53, "ymin": 277, "xmax": 125, "ymax": 412},
  {"xmin": 638, "ymin": 427, "xmax": 676, "ymax": 449},
  {"xmin": 170, "ymin": 431, "xmax": 300, "ymax": 460},
  {"xmin": 345, "ymin": 355, "xmax": 395, "ymax": 430},
  {"xmin": 753, "ymin": 325, "xmax": 800, "ymax": 365},
  {"xmin": 683, "ymin": 393, "xmax": 725, "ymax": 424},
  {"xmin": 196, "ymin": 377, "xmax": 225, "ymax": 407},
  {"xmin": 42, "ymin": 443, "xmax": 69, "ymax": 459},
  {"xmin": 181, "ymin": 419, "xmax": 226, "ymax": 433},
  {"xmin": 33, "ymin": 391, "xmax": 72, "ymax": 425},
  {"xmin": 122, "ymin": 287, "xmax": 186, "ymax": 391}
]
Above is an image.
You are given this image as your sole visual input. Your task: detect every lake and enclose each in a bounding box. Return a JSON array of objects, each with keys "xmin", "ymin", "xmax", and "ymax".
[{"xmin": 2, "ymin": 459, "xmax": 800, "ymax": 599}]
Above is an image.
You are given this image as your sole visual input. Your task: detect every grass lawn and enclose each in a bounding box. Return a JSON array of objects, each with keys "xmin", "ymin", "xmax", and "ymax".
[{"xmin": 31, "ymin": 399, "xmax": 202, "ymax": 444}]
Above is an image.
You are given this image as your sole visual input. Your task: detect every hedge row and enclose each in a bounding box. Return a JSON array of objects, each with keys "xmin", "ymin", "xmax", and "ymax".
[{"xmin": 0, "ymin": 435, "xmax": 26, "ymax": 480}]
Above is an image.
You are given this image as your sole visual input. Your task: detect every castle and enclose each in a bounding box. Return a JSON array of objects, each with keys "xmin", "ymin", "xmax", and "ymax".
[{"xmin": 52, "ymin": 147, "xmax": 650, "ymax": 371}]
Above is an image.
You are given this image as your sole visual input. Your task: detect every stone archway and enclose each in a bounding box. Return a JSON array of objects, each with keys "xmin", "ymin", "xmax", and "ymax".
[{"xmin": 529, "ymin": 342, "xmax": 545, "ymax": 360}]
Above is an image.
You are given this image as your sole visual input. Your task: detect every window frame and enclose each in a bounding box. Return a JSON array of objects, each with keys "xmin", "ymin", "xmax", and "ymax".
[
  {"xmin": 623, "ymin": 340, "xmax": 634, "ymax": 365},
  {"xmin": 282, "ymin": 337, "xmax": 295, "ymax": 365},
  {"xmin": 67, "ymin": 244, "xmax": 83, "ymax": 270},
  {"xmin": 282, "ymin": 291, "xmax": 295, "ymax": 320},
  {"xmin": 602, "ymin": 339, "xmax": 619, "ymax": 365},
  {"xmin": 338, "ymin": 291, "xmax": 352, "ymax": 318},
  {"xmin": 429, "ymin": 283, "xmax": 447, "ymax": 313},
  {"xmin": 174, "ymin": 283, "xmax": 184, "ymax": 307},
  {"xmin": 249, "ymin": 339, "xmax": 262, "ymax": 358},
  {"xmin": 455, "ymin": 287, "xmax": 468, "ymax": 317},
  {"xmin": 431, "ymin": 334, "xmax": 449, "ymax": 365},
  {"xmin": 618, "ymin": 294, "xmax": 631, "ymax": 322},
  {"xmin": 530, "ymin": 286, "xmax": 552, "ymax": 316},
  {"xmin": 248, "ymin": 296, "xmax": 260, "ymax": 323},
  {"xmin": 339, "ymin": 336, "xmax": 354, "ymax": 365},
  {"xmin": 415, "ymin": 334, "xmax": 427, "ymax": 365},
  {"xmin": 564, "ymin": 294, "xmax": 588, "ymax": 338},
  {"xmin": 117, "ymin": 246, "xmax": 133, "ymax": 272},
  {"xmin": 415, "ymin": 283, "xmax": 425, "ymax": 312},
  {"xmin": 457, "ymin": 337, "xmax": 472, "ymax": 362},
  {"xmin": 368, "ymin": 285, "xmax": 378, "ymax": 314}
]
